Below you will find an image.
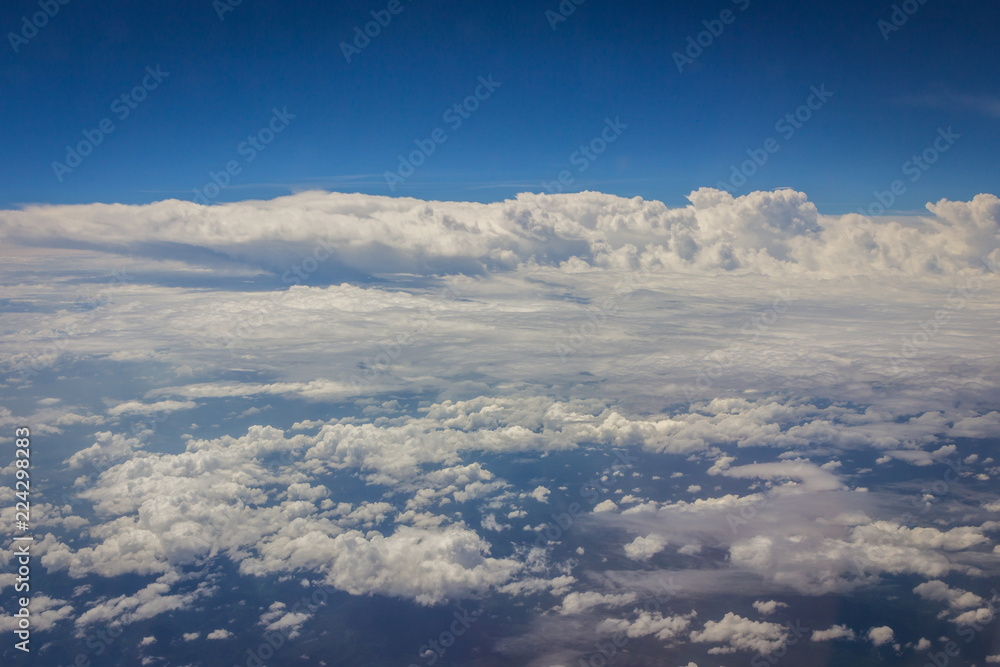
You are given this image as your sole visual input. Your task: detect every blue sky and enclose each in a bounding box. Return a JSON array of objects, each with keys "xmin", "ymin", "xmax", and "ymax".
[{"xmin": 1, "ymin": 0, "xmax": 998, "ymax": 212}]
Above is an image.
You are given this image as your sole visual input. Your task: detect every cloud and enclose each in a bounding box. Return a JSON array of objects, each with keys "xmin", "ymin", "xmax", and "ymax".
[
  {"xmin": 752, "ymin": 600, "xmax": 788, "ymax": 616},
  {"xmin": 0, "ymin": 595, "xmax": 73, "ymax": 633},
  {"xmin": 2, "ymin": 189, "xmax": 996, "ymax": 281},
  {"xmin": 597, "ymin": 611, "xmax": 695, "ymax": 642},
  {"xmin": 73, "ymin": 575, "xmax": 214, "ymax": 632},
  {"xmin": 260, "ymin": 602, "xmax": 311, "ymax": 639},
  {"xmin": 558, "ymin": 591, "xmax": 638, "ymax": 616},
  {"xmin": 4, "ymin": 187, "xmax": 1000, "ymax": 661},
  {"xmin": 623, "ymin": 534, "xmax": 668, "ymax": 561},
  {"xmin": 867, "ymin": 626, "xmax": 894, "ymax": 646},
  {"xmin": 913, "ymin": 580, "xmax": 984, "ymax": 610},
  {"xmin": 811, "ymin": 624, "xmax": 855, "ymax": 641},
  {"xmin": 106, "ymin": 399, "xmax": 197, "ymax": 417},
  {"xmin": 207, "ymin": 629, "xmax": 233, "ymax": 639},
  {"xmin": 529, "ymin": 486, "xmax": 551, "ymax": 503},
  {"xmin": 691, "ymin": 612, "xmax": 789, "ymax": 655}
]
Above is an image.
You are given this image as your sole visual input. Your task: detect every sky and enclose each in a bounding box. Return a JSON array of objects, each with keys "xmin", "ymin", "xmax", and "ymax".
[
  {"xmin": 1, "ymin": 0, "xmax": 999, "ymax": 212},
  {"xmin": 1, "ymin": 2, "xmax": 1000, "ymax": 667}
]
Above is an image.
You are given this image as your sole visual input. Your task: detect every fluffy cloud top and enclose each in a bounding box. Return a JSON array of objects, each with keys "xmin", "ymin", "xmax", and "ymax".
[
  {"xmin": 691, "ymin": 612, "xmax": 789, "ymax": 655},
  {"xmin": 2, "ymin": 189, "xmax": 996, "ymax": 279},
  {"xmin": 868, "ymin": 626, "xmax": 895, "ymax": 646},
  {"xmin": 623, "ymin": 534, "xmax": 668, "ymax": 561}
]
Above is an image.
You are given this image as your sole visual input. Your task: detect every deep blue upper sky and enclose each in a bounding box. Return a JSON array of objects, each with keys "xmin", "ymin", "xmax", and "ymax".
[{"xmin": 1, "ymin": 0, "xmax": 997, "ymax": 213}]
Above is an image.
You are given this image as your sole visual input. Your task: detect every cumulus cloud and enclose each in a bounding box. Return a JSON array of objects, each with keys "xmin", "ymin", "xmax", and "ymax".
[
  {"xmin": 867, "ymin": 626, "xmax": 894, "ymax": 646},
  {"xmin": 623, "ymin": 534, "xmax": 668, "ymax": 561},
  {"xmin": 913, "ymin": 580, "xmax": 984, "ymax": 610},
  {"xmin": 593, "ymin": 500, "xmax": 618, "ymax": 513},
  {"xmin": 752, "ymin": 600, "xmax": 788, "ymax": 616},
  {"xmin": 73, "ymin": 575, "xmax": 213, "ymax": 632},
  {"xmin": 691, "ymin": 612, "xmax": 789, "ymax": 655},
  {"xmin": 259, "ymin": 602, "xmax": 311, "ymax": 639},
  {"xmin": 529, "ymin": 486, "xmax": 551, "ymax": 503},
  {"xmin": 597, "ymin": 611, "xmax": 696, "ymax": 642},
  {"xmin": 0, "ymin": 595, "xmax": 73, "ymax": 633},
  {"xmin": 2, "ymin": 189, "xmax": 995, "ymax": 279}
]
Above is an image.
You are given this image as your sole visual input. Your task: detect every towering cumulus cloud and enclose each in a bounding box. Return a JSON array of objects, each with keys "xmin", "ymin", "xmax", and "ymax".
[{"xmin": 2, "ymin": 188, "xmax": 997, "ymax": 279}]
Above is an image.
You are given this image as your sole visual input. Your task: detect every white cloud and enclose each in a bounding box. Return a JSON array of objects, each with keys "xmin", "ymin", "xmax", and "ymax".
[
  {"xmin": 593, "ymin": 500, "xmax": 618, "ymax": 513},
  {"xmin": 691, "ymin": 612, "xmax": 789, "ymax": 655},
  {"xmin": 529, "ymin": 486, "xmax": 551, "ymax": 503},
  {"xmin": 107, "ymin": 399, "xmax": 197, "ymax": 417},
  {"xmin": 913, "ymin": 580, "xmax": 984, "ymax": 610},
  {"xmin": 3, "ymin": 189, "xmax": 996, "ymax": 279},
  {"xmin": 811, "ymin": 625, "xmax": 855, "ymax": 641},
  {"xmin": 868, "ymin": 626, "xmax": 894, "ymax": 646},
  {"xmin": 0, "ymin": 595, "xmax": 73, "ymax": 633},
  {"xmin": 73, "ymin": 575, "xmax": 213, "ymax": 632},
  {"xmin": 624, "ymin": 534, "xmax": 668, "ymax": 561},
  {"xmin": 597, "ymin": 611, "xmax": 695, "ymax": 642},
  {"xmin": 558, "ymin": 591, "xmax": 637, "ymax": 615},
  {"xmin": 207, "ymin": 629, "xmax": 232, "ymax": 639},
  {"xmin": 752, "ymin": 600, "xmax": 788, "ymax": 616},
  {"xmin": 260, "ymin": 602, "xmax": 312, "ymax": 640}
]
